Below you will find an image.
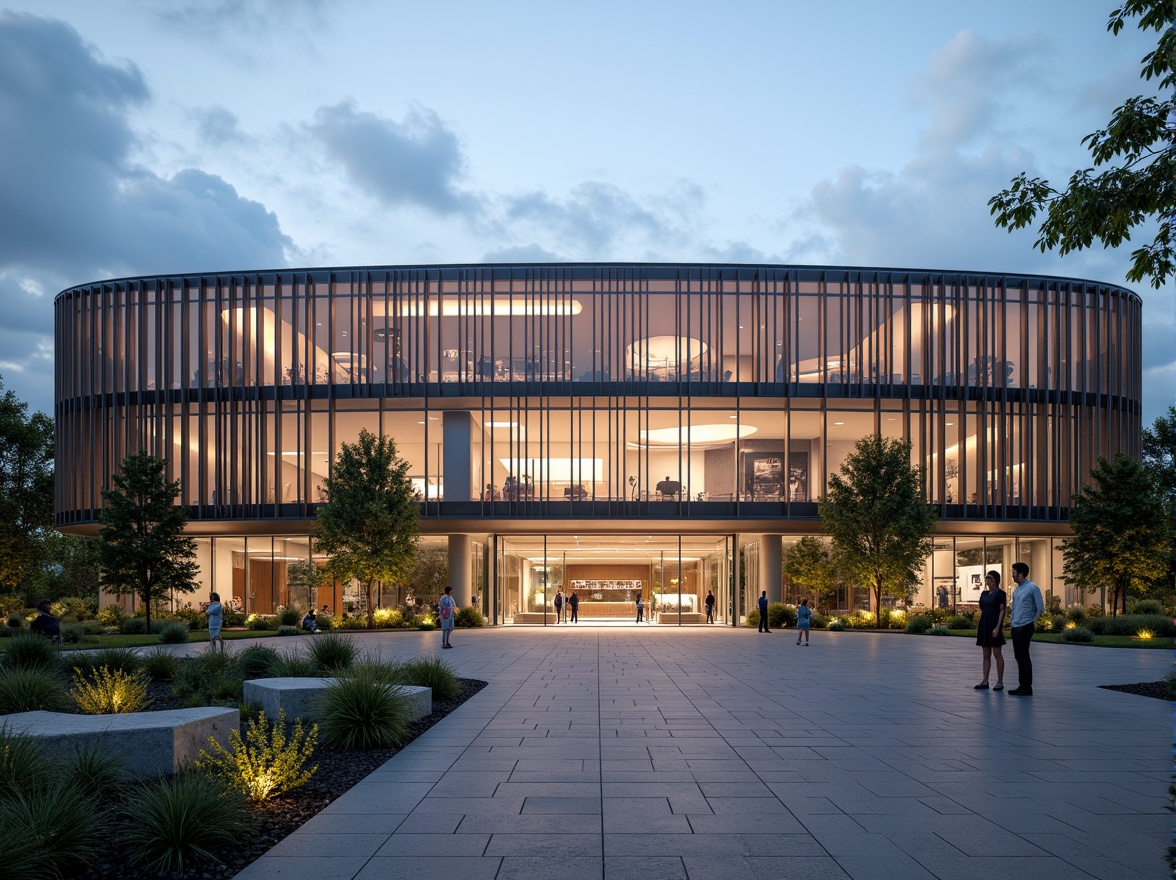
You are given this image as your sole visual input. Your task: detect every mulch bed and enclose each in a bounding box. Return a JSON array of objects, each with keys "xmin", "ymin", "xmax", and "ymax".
[
  {"xmin": 1098, "ymin": 681, "xmax": 1174, "ymax": 701},
  {"xmin": 74, "ymin": 677, "xmax": 487, "ymax": 880}
]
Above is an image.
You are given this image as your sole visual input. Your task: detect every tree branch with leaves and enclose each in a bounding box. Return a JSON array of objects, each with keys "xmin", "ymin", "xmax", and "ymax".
[{"xmin": 989, "ymin": 0, "xmax": 1175, "ymax": 288}]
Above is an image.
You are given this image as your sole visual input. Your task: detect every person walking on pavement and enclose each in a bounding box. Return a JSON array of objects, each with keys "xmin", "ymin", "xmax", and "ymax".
[
  {"xmin": 757, "ymin": 591, "xmax": 771, "ymax": 632},
  {"xmin": 795, "ymin": 598, "xmax": 812, "ymax": 644},
  {"xmin": 568, "ymin": 590, "xmax": 580, "ymax": 623},
  {"xmin": 1008, "ymin": 562, "xmax": 1043, "ymax": 696},
  {"xmin": 705, "ymin": 590, "xmax": 716, "ymax": 623},
  {"xmin": 553, "ymin": 589, "xmax": 564, "ymax": 623},
  {"xmin": 635, "ymin": 595, "xmax": 644, "ymax": 624},
  {"xmin": 439, "ymin": 585, "xmax": 457, "ymax": 649}
]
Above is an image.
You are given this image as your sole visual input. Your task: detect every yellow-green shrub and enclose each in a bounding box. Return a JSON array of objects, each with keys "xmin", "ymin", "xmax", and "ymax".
[
  {"xmin": 195, "ymin": 709, "xmax": 317, "ymax": 803},
  {"xmin": 71, "ymin": 667, "xmax": 152, "ymax": 714}
]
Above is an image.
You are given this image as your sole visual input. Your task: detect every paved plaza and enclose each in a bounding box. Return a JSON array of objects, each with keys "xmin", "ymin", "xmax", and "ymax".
[{"xmin": 233, "ymin": 626, "xmax": 1173, "ymax": 880}]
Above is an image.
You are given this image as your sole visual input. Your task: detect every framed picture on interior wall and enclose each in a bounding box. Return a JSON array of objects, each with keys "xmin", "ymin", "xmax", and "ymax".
[
  {"xmin": 743, "ymin": 452, "xmax": 784, "ymax": 499},
  {"xmin": 788, "ymin": 451, "xmax": 809, "ymax": 501}
]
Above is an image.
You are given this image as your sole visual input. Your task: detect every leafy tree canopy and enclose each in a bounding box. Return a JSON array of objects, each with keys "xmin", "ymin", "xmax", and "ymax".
[
  {"xmin": 989, "ymin": 0, "xmax": 1175, "ymax": 288},
  {"xmin": 1142, "ymin": 404, "xmax": 1176, "ymax": 505},
  {"xmin": 0, "ymin": 375, "xmax": 54, "ymax": 595},
  {"xmin": 783, "ymin": 536, "xmax": 839, "ymax": 607},
  {"xmin": 313, "ymin": 429, "xmax": 420, "ymax": 627},
  {"xmin": 96, "ymin": 451, "xmax": 199, "ymax": 631},
  {"xmin": 819, "ymin": 435, "xmax": 937, "ymax": 615},
  {"xmin": 1061, "ymin": 452, "xmax": 1170, "ymax": 614}
]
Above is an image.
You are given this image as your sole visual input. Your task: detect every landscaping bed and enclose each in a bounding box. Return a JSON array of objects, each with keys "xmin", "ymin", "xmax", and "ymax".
[{"xmin": 72, "ymin": 677, "xmax": 487, "ymax": 880}]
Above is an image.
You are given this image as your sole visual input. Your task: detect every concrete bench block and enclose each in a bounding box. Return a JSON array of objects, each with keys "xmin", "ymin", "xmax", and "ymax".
[
  {"xmin": 657, "ymin": 613, "xmax": 707, "ymax": 624},
  {"xmin": 243, "ymin": 677, "xmax": 431, "ymax": 722},
  {"xmin": 3, "ymin": 707, "xmax": 239, "ymax": 779}
]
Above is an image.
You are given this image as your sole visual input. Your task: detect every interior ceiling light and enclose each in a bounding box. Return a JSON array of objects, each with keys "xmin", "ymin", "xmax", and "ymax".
[
  {"xmin": 626, "ymin": 335, "xmax": 707, "ymax": 367},
  {"xmin": 390, "ymin": 296, "xmax": 582, "ymax": 317},
  {"xmin": 634, "ymin": 423, "xmax": 757, "ymax": 448}
]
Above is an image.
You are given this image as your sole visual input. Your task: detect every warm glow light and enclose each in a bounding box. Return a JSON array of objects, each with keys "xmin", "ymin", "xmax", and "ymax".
[
  {"xmin": 488, "ymin": 421, "xmax": 519, "ymax": 428},
  {"xmin": 635, "ymin": 423, "xmax": 757, "ymax": 448},
  {"xmin": 1135, "ymin": 628, "xmax": 1155, "ymax": 640},
  {"xmin": 627, "ymin": 335, "xmax": 707, "ymax": 368},
  {"xmin": 499, "ymin": 458, "xmax": 603, "ymax": 482},
  {"xmin": 390, "ymin": 297, "xmax": 583, "ymax": 317}
]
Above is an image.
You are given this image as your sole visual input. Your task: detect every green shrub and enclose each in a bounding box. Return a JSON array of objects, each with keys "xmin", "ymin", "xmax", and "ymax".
[
  {"xmin": 80, "ymin": 619, "xmax": 105, "ymax": 636},
  {"xmin": 455, "ymin": 606, "xmax": 486, "ymax": 628},
  {"xmin": 97, "ymin": 605, "xmax": 126, "ymax": 627},
  {"xmin": 767, "ymin": 603, "xmax": 796, "ymax": 629},
  {"xmin": 120, "ymin": 617, "xmax": 147, "ymax": 635},
  {"xmin": 348, "ymin": 655, "xmax": 404, "ymax": 685},
  {"xmin": 1062, "ymin": 626, "xmax": 1094, "ymax": 642},
  {"xmin": 904, "ymin": 615, "xmax": 931, "ymax": 634},
  {"xmin": 172, "ymin": 650, "xmax": 244, "ymax": 706},
  {"xmin": 1065, "ymin": 606, "xmax": 1086, "ymax": 624},
  {"xmin": 56, "ymin": 597, "xmax": 98, "ymax": 621},
  {"xmin": 64, "ymin": 646, "xmax": 138, "ymax": 679},
  {"xmin": 0, "ymin": 727, "xmax": 54, "ymax": 798},
  {"xmin": 247, "ymin": 616, "xmax": 274, "ymax": 631},
  {"xmin": 744, "ymin": 608, "xmax": 760, "ymax": 628},
  {"xmin": 275, "ymin": 651, "xmax": 320, "ymax": 678},
  {"xmin": 6, "ymin": 613, "xmax": 25, "ymax": 630},
  {"xmin": 1088, "ymin": 614, "xmax": 1175, "ymax": 637},
  {"xmin": 336, "ymin": 615, "xmax": 368, "ymax": 630},
  {"xmin": 827, "ymin": 619, "xmax": 845, "ymax": 632},
  {"xmin": 196, "ymin": 709, "xmax": 317, "ymax": 802},
  {"xmin": 317, "ymin": 666, "xmax": 411, "ymax": 750},
  {"xmin": 929, "ymin": 624, "xmax": 950, "ymax": 636},
  {"xmin": 1128, "ymin": 599, "xmax": 1165, "ymax": 615},
  {"xmin": 1165, "ymin": 664, "xmax": 1176, "ymax": 699},
  {"xmin": 1050, "ymin": 614, "xmax": 1068, "ymax": 633},
  {"xmin": 948, "ymin": 615, "xmax": 973, "ymax": 630},
  {"xmin": 399, "ymin": 654, "xmax": 460, "ymax": 700},
  {"xmin": 119, "ymin": 773, "xmax": 253, "ymax": 873},
  {"xmin": 158, "ymin": 621, "xmax": 190, "ymax": 644},
  {"xmin": 1085, "ymin": 603, "xmax": 1105, "ymax": 619},
  {"xmin": 71, "ymin": 667, "xmax": 152, "ymax": 714},
  {"xmin": 236, "ymin": 645, "xmax": 283, "ymax": 679},
  {"xmin": 307, "ymin": 633, "xmax": 359, "ymax": 672},
  {"xmin": 278, "ymin": 606, "xmax": 302, "ymax": 627},
  {"xmin": 417, "ymin": 620, "xmax": 436, "ymax": 631},
  {"xmin": 372, "ymin": 608, "xmax": 402, "ymax": 628},
  {"xmin": 171, "ymin": 605, "xmax": 207, "ymax": 629},
  {"xmin": 277, "ymin": 625, "xmax": 300, "ymax": 636},
  {"xmin": 223, "ymin": 611, "xmax": 246, "ymax": 628},
  {"xmin": 0, "ymin": 780, "xmax": 105, "ymax": 880},
  {"xmin": 810, "ymin": 613, "xmax": 830, "ymax": 629},
  {"xmin": 4, "ymin": 632, "xmax": 60, "ymax": 671},
  {"xmin": 63, "ymin": 741, "xmax": 125, "ymax": 802},
  {"xmin": 0, "ymin": 666, "xmax": 68, "ymax": 713},
  {"xmin": 846, "ymin": 611, "xmax": 876, "ymax": 628},
  {"xmin": 140, "ymin": 647, "xmax": 180, "ymax": 682}
]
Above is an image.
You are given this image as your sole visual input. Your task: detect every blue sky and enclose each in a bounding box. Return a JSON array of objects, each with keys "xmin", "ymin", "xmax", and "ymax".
[{"xmin": 1, "ymin": 0, "xmax": 1171, "ymax": 424}]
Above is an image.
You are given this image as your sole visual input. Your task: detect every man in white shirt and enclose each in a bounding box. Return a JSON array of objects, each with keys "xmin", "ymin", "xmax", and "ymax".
[{"xmin": 1008, "ymin": 562, "xmax": 1044, "ymax": 696}]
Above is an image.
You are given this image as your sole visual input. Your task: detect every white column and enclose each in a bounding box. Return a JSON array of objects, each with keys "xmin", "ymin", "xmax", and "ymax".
[
  {"xmin": 759, "ymin": 534, "xmax": 783, "ymax": 603},
  {"xmin": 448, "ymin": 534, "xmax": 472, "ymax": 607}
]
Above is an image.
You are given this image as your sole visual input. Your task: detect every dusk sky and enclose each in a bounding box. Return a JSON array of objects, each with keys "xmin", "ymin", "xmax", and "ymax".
[{"xmin": 1, "ymin": 0, "xmax": 1171, "ymax": 425}]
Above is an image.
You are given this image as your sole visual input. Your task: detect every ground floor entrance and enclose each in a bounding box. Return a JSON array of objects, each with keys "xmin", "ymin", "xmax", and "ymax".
[{"xmin": 492, "ymin": 534, "xmax": 737, "ymax": 626}]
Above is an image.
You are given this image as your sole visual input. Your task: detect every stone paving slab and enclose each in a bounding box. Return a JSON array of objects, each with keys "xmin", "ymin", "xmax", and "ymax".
[{"xmin": 234, "ymin": 628, "xmax": 1171, "ymax": 879}]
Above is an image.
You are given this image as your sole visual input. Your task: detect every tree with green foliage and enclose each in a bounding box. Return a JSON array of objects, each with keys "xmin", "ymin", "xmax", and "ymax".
[
  {"xmin": 989, "ymin": 0, "xmax": 1175, "ymax": 289},
  {"xmin": 819, "ymin": 436, "xmax": 937, "ymax": 616},
  {"xmin": 313, "ymin": 430, "xmax": 420, "ymax": 628},
  {"xmin": 0, "ymin": 376, "xmax": 54, "ymax": 600},
  {"xmin": 33, "ymin": 532, "xmax": 102, "ymax": 603},
  {"xmin": 1142, "ymin": 405, "xmax": 1176, "ymax": 600},
  {"xmin": 96, "ymin": 451, "xmax": 199, "ymax": 632},
  {"xmin": 1062, "ymin": 452, "xmax": 1171, "ymax": 615},
  {"xmin": 783, "ymin": 536, "xmax": 839, "ymax": 609},
  {"xmin": 407, "ymin": 545, "xmax": 448, "ymax": 609}
]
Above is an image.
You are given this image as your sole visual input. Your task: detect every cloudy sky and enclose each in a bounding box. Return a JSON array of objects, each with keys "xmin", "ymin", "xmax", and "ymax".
[{"xmin": 1, "ymin": 0, "xmax": 1171, "ymax": 424}]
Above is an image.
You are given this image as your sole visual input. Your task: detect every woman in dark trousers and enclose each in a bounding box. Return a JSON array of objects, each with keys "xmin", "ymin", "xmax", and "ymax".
[{"xmin": 974, "ymin": 571, "xmax": 1007, "ymax": 691}]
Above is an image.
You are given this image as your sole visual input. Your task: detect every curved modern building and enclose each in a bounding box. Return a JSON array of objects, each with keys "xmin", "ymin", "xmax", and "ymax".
[{"xmin": 55, "ymin": 263, "xmax": 1142, "ymax": 624}]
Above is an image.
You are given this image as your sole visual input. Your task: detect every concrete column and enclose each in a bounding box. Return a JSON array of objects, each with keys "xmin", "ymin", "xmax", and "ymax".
[
  {"xmin": 442, "ymin": 411, "xmax": 472, "ymax": 502},
  {"xmin": 759, "ymin": 534, "xmax": 783, "ymax": 603},
  {"xmin": 448, "ymin": 534, "xmax": 472, "ymax": 607}
]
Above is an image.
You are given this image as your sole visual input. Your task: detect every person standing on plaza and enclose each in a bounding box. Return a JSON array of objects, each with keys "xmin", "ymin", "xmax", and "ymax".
[
  {"xmin": 757, "ymin": 591, "xmax": 771, "ymax": 633},
  {"xmin": 568, "ymin": 589, "xmax": 579, "ymax": 623},
  {"xmin": 795, "ymin": 598, "xmax": 812, "ymax": 644},
  {"xmin": 974, "ymin": 571, "xmax": 1006, "ymax": 691},
  {"xmin": 439, "ymin": 585, "xmax": 457, "ymax": 648},
  {"xmin": 553, "ymin": 589, "xmax": 564, "ymax": 623},
  {"xmin": 1008, "ymin": 562, "xmax": 1043, "ymax": 696},
  {"xmin": 205, "ymin": 592, "xmax": 224, "ymax": 652},
  {"xmin": 705, "ymin": 590, "xmax": 716, "ymax": 623},
  {"xmin": 635, "ymin": 595, "xmax": 644, "ymax": 623}
]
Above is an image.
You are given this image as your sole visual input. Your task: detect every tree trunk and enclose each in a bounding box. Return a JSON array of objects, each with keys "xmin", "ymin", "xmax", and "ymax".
[{"xmin": 364, "ymin": 579, "xmax": 375, "ymax": 628}]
